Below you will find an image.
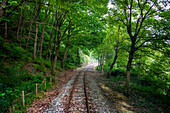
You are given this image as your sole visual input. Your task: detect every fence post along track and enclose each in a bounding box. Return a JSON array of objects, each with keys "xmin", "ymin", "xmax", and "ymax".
[
  {"xmin": 18, "ymin": 76, "xmax": 54, "ymax": 110},
  {"xmin": 36, "ymin": 84, "xmax": 38, "ymax": 96},
  {"xmin": 44, "ymin": 78, "xmax": 46, "ymax": 91},
  {"xmin": 50, "ymin": 78, "xmax": 52, "ymax": 88},
  {"xmin": 22, "ymin": 91, "xmax": 25, "ymax": 106}
]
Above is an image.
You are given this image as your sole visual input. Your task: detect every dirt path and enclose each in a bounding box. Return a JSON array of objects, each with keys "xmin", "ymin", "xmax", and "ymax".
[{"xmin": 43, "ymin": 64, "xmax": 116, "ymax": 113}]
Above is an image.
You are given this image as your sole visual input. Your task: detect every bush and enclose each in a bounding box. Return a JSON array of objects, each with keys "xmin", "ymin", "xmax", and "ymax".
[
  {"xmin": 64, "ymin": 63, "xmax": 75, "ymax": 69},
  {"xmin": 0, "ymin": 62, "xmax": 45, "ymax": 112},
  {"xmin": 111, "ymin": 68, "xmax": 126, "ymax": 76},
  {"xmin": 0, "ymin": 43, "xmax": 27, "ymax": 61}
]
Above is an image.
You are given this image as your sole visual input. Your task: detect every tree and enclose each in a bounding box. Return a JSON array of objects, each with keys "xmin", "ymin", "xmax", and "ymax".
[
  {"xmin": 108, "ymin": 26, "xmax": 120, "ymax": 75},
  {"xmin": 110, "ymin": 0, "xmax": 169, "ymax": 92},
  {"xmin": 33, "ymin": 0, "xmax": 43, "ymax": 60}
]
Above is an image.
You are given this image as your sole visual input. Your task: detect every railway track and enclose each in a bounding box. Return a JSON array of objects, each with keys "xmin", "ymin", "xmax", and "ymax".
[
  {"xmin": 44, "ymin": 65, "xmax": 114, "ymax": 113},
  {"xmin": 66, "ymin": 70, "xmax": 90, "ymax": 112}
]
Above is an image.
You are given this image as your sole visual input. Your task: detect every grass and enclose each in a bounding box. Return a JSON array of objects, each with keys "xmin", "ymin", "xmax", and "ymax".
[{"xmin": 100, "ymin": 75, "xmax": 170, "ymax": 113}]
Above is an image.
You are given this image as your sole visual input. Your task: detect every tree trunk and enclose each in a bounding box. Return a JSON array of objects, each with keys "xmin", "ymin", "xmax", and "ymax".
[
  {"xmin": 33, "ymin": 3, "xmax": 42, "ymax": 60},
  {"xmin": 40, "ymin": 7, "xmax": 49, "ymax": 59},
  {"xmin": 108, "ymin": 26, "xmax": 120, "ymax": 75},
  {"xmin": 100, "ymin": 54, "xmax": 102, "ymax": 67},
  {"xmin": 26, "ymin": 3, "xmax": 37, "ymax": 49},
  {"xmin": 17, "ymin": 2, "xmax": 24, "ymax": 39},
  {"xmin": 98, "ymin": 55, "xmax": 99, "ymax": 66},
  {"xmin": 52, "ymin": 24, "xmax": 62, "ymax": 74},
  {"xmin": 166, "ymin": 87, "xmax": 170, "ymax": 97},
  {"xmin": 33, "ymin": 22, "xmax": 39, "ymax": 60},
  {"xmin": 51, "ymin": 24, "xmax": 58, "ymax": 61},
  {"xmin": 46, "ymin": 25, "xmax": 54, "ymax": 58},
  {"xmin": 126, "ymin": 46, "xmax": 135, "ymax": 93},
  {"xmin": 51, "ymin": 8, "xmax": 69, "ymax": 74},
  {"xmin": 48, "ymin": 33, "xmax": 54, "ymax": 61},
  {"xmin": 108, "ymin": 54, "xmax": 118, "ymax": 75},
  {"xmin": 40, "ymin": 24, "xmax": 45, "ymax": 59},
  {"xmin": 52, "ymin": 41, "xmax": 61, "ymax": 74},
  {"xmin": 52, "ymin": 23, "xmax": 69, "ymax": 74},
  {"xmin": 19, "ymin": 24, "xmax": 24, "ymax": 47},
  {"xmin": 101, "ymin": 53, "xmax": 105, "ymax": 73},
  {"xmin": 49, "ymin": 39, "xmax": 53, "ymax": 61},
  {"xmin": 61, "ymin": 44, "xmax": 68, "ymax": 69}
]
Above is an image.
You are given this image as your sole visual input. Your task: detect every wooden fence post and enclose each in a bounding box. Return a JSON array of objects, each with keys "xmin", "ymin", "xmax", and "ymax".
[
  {"xmin": 50, "ymin": 78, "xmax": 52, "ymax": 88},
  {"xmin": 44, "ymin": 78, "xmax": 46, "ymax": 91},
  {"xmin": 55, "ymin": 77, "xmax": 57, "ymax": 84},
  {"xmin": 36, "ymin": 84, "xmax": 37, "ymax": 96},
  {"xmin": 22, "ymin": 91, "xmax": 25, "ymax": 106}
]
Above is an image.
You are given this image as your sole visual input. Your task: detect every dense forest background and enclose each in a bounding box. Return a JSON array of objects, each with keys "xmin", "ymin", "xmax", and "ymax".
[{"xmin": 0, "ymin": 0, "xmax": 169, "ymax": 112}]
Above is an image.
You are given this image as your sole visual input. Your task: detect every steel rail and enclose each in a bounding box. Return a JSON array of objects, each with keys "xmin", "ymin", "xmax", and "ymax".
[{"xmin": 84, "ymin": 71, "xmax": 90, "ymax": 113}]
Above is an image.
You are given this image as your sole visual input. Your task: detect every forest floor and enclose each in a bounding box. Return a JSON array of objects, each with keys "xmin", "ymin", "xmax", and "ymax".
[{"xmin": 27, "ymin": 64, "xmax": 168, "ymax": 113}]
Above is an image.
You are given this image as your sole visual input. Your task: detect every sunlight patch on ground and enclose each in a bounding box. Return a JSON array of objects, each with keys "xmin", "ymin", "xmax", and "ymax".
[{"xmin": 99, "ymin": 83, "xmax": 134, "ymax": 113}]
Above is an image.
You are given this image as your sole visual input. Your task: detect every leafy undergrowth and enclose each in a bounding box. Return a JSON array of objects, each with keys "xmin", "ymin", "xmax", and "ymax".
[
  {"xmin": 0, "ymin": 58, "xmax": 60, "ymax": 113},
  {"xmin": 98, "ymin": 75, "xmax": 170, "ymax": 113}
]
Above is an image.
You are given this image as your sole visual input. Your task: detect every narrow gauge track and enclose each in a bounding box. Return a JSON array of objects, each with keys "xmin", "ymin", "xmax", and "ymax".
[
  {"xmin": 84, "ymin": 72, "xmax": 90, "ymax": 113},
  {"xmin": 66, "ymin": 68, "xmax": 90, "ymax": 112},
  {"xmin": 44, "ymin": 65, "xmax": 114, "ymax": 113}
]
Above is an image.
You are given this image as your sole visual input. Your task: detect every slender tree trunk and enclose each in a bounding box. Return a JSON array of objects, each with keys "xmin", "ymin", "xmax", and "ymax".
[
  {"xmin": 46, "ymin": 24, "xmax": 54, "ymax": 58},
  {"xmin": 51, "ymin": 22, "xmax": 61, "ymax": 74},
  {"xmin": 166, "ymin": 87, "xmax": 170, "ymax": 97},
  {"xmin": 52, "ymin": 23, "xmax": 69, "ymax": 74},
  {"xmin": 98, "ymin": 55, "xmax": 99, "ymax": 66},
  {"xmin": 26, "ymin": 3, "xmax": 37, "ymax": 49},
  {"xmin": 100, "ymin": 54, "xmax": 102, "ymax": 67},
  {"xmin": 52, "ymin": 41, "xmax": 61, "ymax": 74},
  {"xmin": 101, "ymin": 53, "xmax": 105, "ymax": 73},
  {"xmin": 52, "ymin": 39, "xmax": 57, "ymax": 60},
  {"xmin": 49, "ymin": 37, "xmax": 53, "ymax": 61},
  {"xmin": 19, "ymin": 24, "xmax": 24, "ymax": 47},
  {"xmin": 48, "ymin": 23, "xmax": 55, "ymax": 61},
  {"xmin": 61, "ymin": 23, "xmax": 71, "ymax": 69},
  {"xmin": 109, "ymin": 54, "xmax": 118, "ymax": 75},
  {"xmin": 51, "ymin": 23, "xmax": 58, "ymax": 61},
  {"xmin": 61, "ymin": 44, "xmax": 68, "ymax": 69},
  {"xmin": 108, "ymin": 26, "xmax": 120, "ymax": 75},
  {"xmin": 51, "ymin": 8, "xmax": 69, "ymax": 74},
  {"xmin": 33, "ymin": 22, "xmax": 39, "ymax": 60},
  {"xmin": 37, "ymin": 37, "xmax": 41, "ymax": 55},
  {"xmin": 17, "ymin": 2, "xmax": 24, "ymax": 39},
  {"xmin": 40, "ymin": 24, "xmax": 45, "ymax": 59},
  {"xmin": 33, "ymin": 3, "xmax": 42, "ymax": 60},
  {"xmin": 40, "ymin": 7, "xmax": 50, "ymax": 58}
]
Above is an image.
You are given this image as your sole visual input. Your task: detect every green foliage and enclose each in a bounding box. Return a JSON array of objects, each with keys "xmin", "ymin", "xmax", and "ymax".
[
  {"xmin": 0, "ymin": 43, "xmax": 27, "ymax": 60},
  {"xmin": 139, "ymin": 56, "xmax": 170, "ymax": 96},
  {"xmin": 111, "ymin": 68, "xmax": 126, "ymax": 76},
  {"xmin": 0, "ymin": 61, "xmax": 54, "ymax": 112},
  {"xmin": 34, "ymin": 58, "xmax": 52, "ymax": 72}
]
